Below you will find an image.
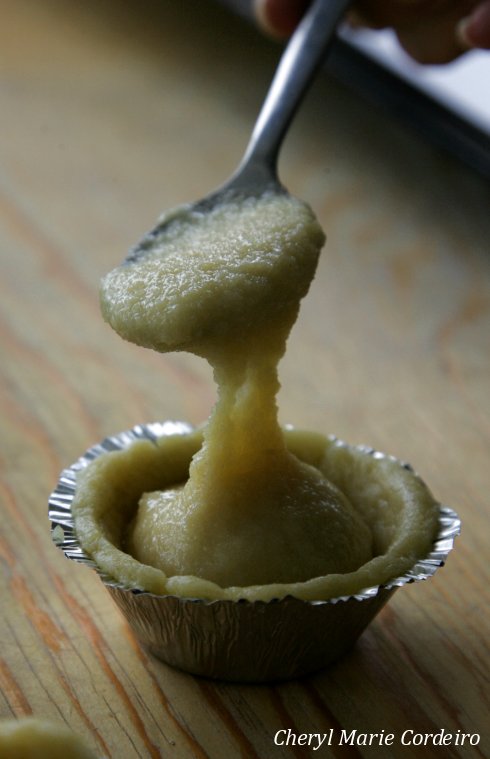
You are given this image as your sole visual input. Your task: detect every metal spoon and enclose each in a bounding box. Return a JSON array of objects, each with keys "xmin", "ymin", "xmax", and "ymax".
[{"xmin": 127, "ymin": 0, "xmax": 350, "ymax": 263}]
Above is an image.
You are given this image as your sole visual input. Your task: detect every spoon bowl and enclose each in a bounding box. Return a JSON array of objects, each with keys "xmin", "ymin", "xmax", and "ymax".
[{"xmin": 125, "ymin": 0, "xmax": 350, "ymax": 265}]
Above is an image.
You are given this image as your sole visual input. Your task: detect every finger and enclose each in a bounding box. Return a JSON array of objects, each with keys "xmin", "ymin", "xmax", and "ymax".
[
  {"xmin": 395, "ymin": 0, "xmax": 480, "ymax": 62},
  {"xmin": 458, "ymin": 0, "xmax": 490, "ymax": 47},
  {"xmin": 397, "ymin": 27, "xmax": 465, "ymax": 62},
  {"xmin": 352, "ymin": 0, "xmax": 440, "ymax": 29},
  {"xmin": 253, "ymin": 0, "xmax": 310, "ymax": 39}
]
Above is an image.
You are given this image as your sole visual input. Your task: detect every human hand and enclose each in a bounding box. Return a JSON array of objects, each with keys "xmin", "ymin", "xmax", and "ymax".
[{"xmin": 254, "ymin": 0, "xmax": 490, "ymax": 63}]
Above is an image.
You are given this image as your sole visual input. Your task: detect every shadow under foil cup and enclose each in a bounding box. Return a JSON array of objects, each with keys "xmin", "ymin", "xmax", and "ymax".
[{"xmin": 48, "ymin": 422, "xmax": 460, "ymax": 683}]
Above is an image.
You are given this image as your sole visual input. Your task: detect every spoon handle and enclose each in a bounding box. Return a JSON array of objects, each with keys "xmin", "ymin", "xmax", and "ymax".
[{"xmin": 235, "ymin": 0, "xmax": 351, "ymax": 186}]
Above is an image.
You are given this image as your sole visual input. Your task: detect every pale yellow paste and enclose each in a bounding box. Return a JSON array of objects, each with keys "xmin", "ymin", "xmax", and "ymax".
[
  {"xmin": 0, "ymin": 718, "xmax": 99, "ymax": 759},
  {"xmin": 72, "ymin": 191, "xmax": 439, "ymax": 602}
]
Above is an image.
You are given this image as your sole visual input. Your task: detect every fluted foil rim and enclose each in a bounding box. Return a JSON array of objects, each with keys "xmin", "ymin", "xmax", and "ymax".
[{"xmin": 48, "ymin": 421, "xmax": 460, "ymax": 605}]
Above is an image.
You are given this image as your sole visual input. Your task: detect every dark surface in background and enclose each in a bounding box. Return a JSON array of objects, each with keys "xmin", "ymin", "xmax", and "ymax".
[
  {"xmin": 326, "ymin": 39, "xmax": 490, "ymax": 181},
  {"xmin": 219, "ymin": 0, "xmax": 490, "ymax": 180}
]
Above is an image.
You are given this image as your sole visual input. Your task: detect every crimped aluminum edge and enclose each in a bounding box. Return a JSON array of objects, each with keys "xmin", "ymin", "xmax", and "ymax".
[{"xmin": 48, "ymin": 422, "xmax": 461, "ymax": 604}]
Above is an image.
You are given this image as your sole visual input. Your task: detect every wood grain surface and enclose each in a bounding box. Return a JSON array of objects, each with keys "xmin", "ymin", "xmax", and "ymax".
[{"xmin": 1, "ymin": 1, "xmax": 489, "ymax": 757}]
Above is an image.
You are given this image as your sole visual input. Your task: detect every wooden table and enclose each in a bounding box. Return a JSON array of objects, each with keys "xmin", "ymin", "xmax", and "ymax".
[{"xmin": 1, "ymin": 1, "xmax": 489, "ymax": 757}]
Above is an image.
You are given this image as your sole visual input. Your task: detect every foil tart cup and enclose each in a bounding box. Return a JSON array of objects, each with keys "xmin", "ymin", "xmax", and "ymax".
[{"xmin": 48, "ymin": 422, "xmax": 460, "ymax": 682}]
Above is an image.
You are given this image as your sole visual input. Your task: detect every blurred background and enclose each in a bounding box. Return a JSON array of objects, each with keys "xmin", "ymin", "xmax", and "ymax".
[
  {"xmin": 222, "ymin": 0, "xmax": 490, "ymax": 178},
  {"xmin": 1, "ymin": 2, "xmax": 489, "ymax": 756}
]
